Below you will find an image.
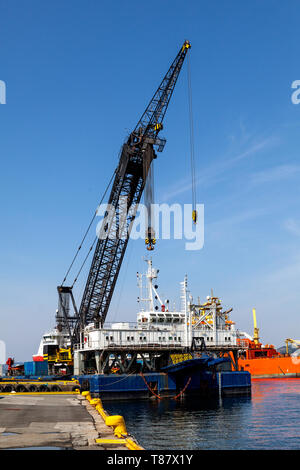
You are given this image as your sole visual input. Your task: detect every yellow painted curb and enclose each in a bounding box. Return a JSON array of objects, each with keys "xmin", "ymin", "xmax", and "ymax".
[
  {"xmin": 125, "ymin": 438, "xmax": 144, "ymax": 450},
  {"xmin": 96, "ymin": 404, "xmax": 108, "ymax": 420},
  {"xmin": 0, "ymin": 380, "xmax": 79, "ymax": 385},
  {"xmin": 0, "ymin": 391, "xmax": 80, "ymax": 396},
  {"xmin": 95, "ymin": 438, "xmax": 143, "ymax": 450},
  {"xmin": 82, "ymin": 392, "xmax": 143, "ymax": 450}
]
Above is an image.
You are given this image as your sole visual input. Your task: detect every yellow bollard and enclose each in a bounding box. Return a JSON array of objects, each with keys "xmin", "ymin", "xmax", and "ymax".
[
  {"xmin": 93, "ymin": 398, "xmax": 103, "ymax": 409},
  {"xmin": 82, "ymin": 391, "xmax": 91, "ymax": 402},
  {"xmin": 90, "ymin": 398, "xmax": 101, "ymax": 406},
  {"xmin": 105, "ymin": 415, "xmax": 128, "ymax": 437}
]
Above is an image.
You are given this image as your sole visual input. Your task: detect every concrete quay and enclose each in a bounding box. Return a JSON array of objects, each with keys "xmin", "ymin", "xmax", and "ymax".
[{"xmin": 0, "ymin": 393, "xmax": 129, "ymax": 450}]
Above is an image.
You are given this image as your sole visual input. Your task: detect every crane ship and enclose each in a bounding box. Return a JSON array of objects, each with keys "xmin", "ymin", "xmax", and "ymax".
[
  {"xmin": 27, "ymin": 40, "xmax": 252, "ymax": 398},
  {"xmin": 32, "ymin": 258, "xmax": 251, "ymax": 398}
]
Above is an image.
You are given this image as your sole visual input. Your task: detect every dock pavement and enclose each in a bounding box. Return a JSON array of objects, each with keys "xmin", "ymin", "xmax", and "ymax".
[{"xmin": 0, "ymin": 393, "xmax": 128, "ymax": 450}]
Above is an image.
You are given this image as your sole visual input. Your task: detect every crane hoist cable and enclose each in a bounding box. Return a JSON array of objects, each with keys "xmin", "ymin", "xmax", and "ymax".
[
  {"xmin": 61, "ymin": 168, "xmax": 117, "ymax": 286},
  {"xmin": 70, "ymin": 235, "xmax": 97, "ymax": 289},
  {"xmin": 187, "ymin": 52, "xmax": 197, "ymax": 224},
  {"xmin": 144, "ymin": 151, "xmax": 155, "ymax": 251}
]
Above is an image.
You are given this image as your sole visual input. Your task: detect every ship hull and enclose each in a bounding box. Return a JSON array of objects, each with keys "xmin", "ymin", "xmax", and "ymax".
[
  {"xmin": 239, "ymin": 356, "xmax": 300, "ymax": 378},
  {"xmin": 77, "ymin": 357, "xmax": 251, "ymax": 400}
]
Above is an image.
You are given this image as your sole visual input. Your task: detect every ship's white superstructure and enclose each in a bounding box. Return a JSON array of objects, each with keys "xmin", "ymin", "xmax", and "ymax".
[
  {"xmin": 33, "ymin": 321, "xmax": 72, "ymax": 361},
  {"xmin": 74, "ymin": 259, "xmax": 238, "ymax": 353},
  {"xmin": 34, "ymin": 259, "xmax": 238, "ymax": 372}
]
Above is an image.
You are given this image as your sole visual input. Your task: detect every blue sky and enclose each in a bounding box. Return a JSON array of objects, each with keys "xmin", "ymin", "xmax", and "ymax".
[{"xmin": 0, "ymin": 0, "xmax": 300, "ymax": 360}]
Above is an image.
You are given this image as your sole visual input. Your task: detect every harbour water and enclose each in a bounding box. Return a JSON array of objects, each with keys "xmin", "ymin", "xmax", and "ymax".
[{"xmin": 105, "ymin": 379, "xmax": 300, "ymax": 450}]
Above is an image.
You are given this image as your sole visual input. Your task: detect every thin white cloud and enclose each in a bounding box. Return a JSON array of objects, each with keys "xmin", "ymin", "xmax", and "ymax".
[
  {"xmin": 264, "ymin": 253, "xmax": 300, "ymax": 284},
  {"xmin": 250, "ymin": 164, "xmax": 300, "ymax": 185},
  {"xmin": 160, "ymin": 135, "xmax": 277, "ymax": 202},
  {"xmin": 284, "ymin": 218, "xmax": 300, "ymax": 237},
  {"xmin": 227, "ymin": 137, "xmax": 277, "ymax": 166},
  {"xmin": 207, "ymin": 207, "xmax": 268, "ymax": 233}
]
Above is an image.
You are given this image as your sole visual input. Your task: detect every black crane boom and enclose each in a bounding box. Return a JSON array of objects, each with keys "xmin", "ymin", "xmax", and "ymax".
[{"xmin": 69, "ymin": 41, "xmax": 191, "ymax": 342}]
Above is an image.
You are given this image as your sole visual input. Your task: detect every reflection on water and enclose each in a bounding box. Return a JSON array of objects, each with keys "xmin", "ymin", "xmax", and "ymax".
[{"xmin": 105, "ymin": 379, "xmax": 300, "ymax": 450}]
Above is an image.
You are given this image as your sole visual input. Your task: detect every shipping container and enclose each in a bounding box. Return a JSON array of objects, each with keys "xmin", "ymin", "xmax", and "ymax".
[
  {"xmin": 0, "ymin": 364, "xmax": 8, "ymax": 377},
  {"xmin": 24, "ymin": 361, "xmax": 48, "ymax": 376}
]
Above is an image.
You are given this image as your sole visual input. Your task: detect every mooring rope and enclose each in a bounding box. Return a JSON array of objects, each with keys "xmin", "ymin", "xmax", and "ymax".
[
  {"xmin": 140, "ymin": 372, "xmax": 192, "ymax": 400},
  {"xmin": 139, "ymin": 372, "xmax": 163, "ymax": 400},
  {"xmin": 173, "ymin": 377, "xmax": 192, "ymax": 400},
  {"xmin": 97, "ymin": 370, "xmax": 137, "ymax": 387}
]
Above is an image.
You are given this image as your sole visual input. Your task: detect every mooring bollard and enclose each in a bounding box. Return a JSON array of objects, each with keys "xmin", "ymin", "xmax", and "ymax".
[
  {"xmin": 82, "ymin": 391, "xmax": 91, "ymax": 402},
  {"xmin": 105, "ymin": 415, "xmax": 128, "ymax": 438}
]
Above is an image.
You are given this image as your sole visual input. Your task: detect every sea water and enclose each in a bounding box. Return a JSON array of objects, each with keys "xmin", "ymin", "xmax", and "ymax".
[{"xmin": 105, "ymin": 378, "xmax": 300, "ymax": 450}]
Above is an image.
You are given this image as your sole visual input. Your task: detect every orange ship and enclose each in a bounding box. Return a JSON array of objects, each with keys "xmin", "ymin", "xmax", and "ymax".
[{"xmin": 237, "ymin": 309, "xmax": 300, "ymax": 378}]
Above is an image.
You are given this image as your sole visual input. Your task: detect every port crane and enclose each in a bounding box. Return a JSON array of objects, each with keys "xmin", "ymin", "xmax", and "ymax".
[
  {"xmin": 58, "ymin": 41, "xmax": 191, "ymax": 346},
  {"xmin": 285, "ymin": 338, "xmax": 300, "ymax": 355}
]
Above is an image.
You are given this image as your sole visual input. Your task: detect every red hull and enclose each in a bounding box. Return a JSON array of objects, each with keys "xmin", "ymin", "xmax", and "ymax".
[
  {"xmin": 237, "ymin": 338, "xmax": 300, "ymax": 378},
  {"xmin": 32, "ymin": 356, "xmax": 44, "ymax": 362}
]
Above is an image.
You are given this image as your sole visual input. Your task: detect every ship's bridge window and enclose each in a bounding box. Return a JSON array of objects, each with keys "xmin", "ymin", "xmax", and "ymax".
[
  {"xmin": 254, "ymin": 350, "xmax": 268, "ymax": 358},
  {"xmin": 45, "ymin": 336, "xmax": 55, "ymax": 342}
]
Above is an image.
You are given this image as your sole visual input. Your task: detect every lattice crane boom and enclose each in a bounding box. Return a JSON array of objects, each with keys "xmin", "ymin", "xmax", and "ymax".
[{"xmin": 63, "ymin": 41, "xmax": 191, "ymax": 343}]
